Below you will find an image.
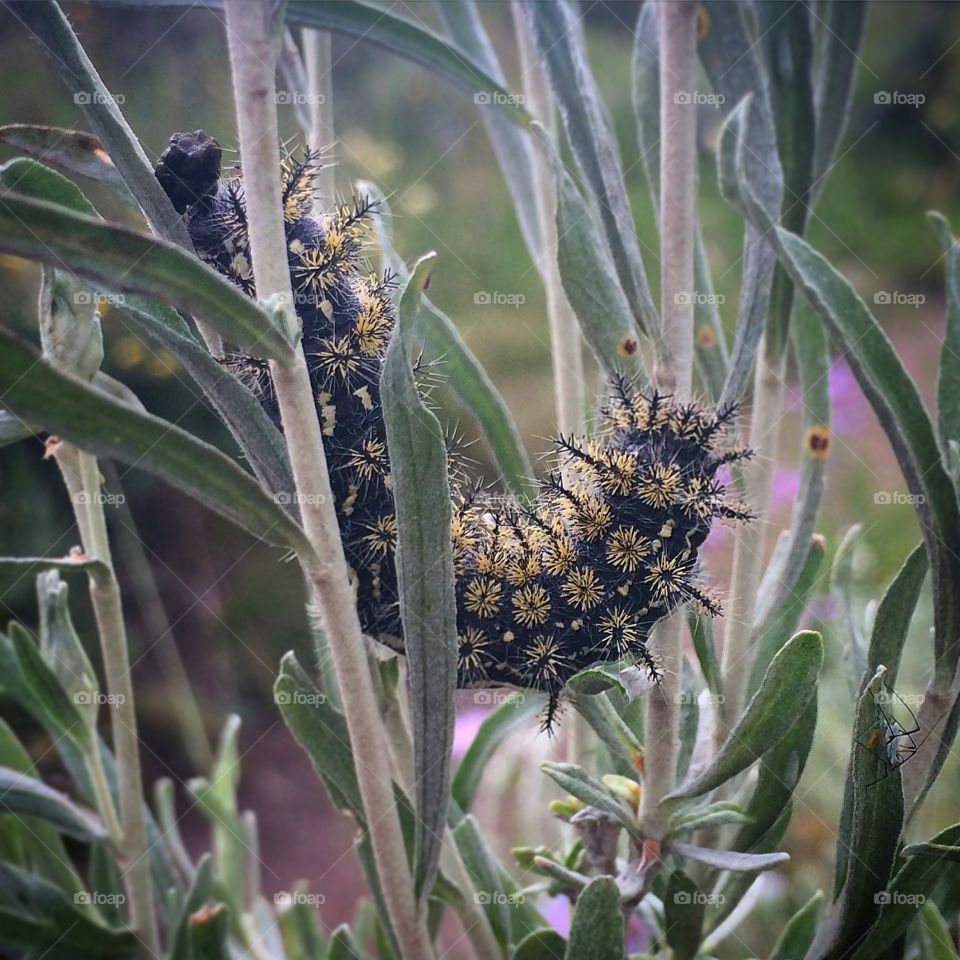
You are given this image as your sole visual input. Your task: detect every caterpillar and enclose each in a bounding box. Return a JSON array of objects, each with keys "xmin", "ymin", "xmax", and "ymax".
[{"xmin": 155, "ymin": 130, "xmax": 751, "ymax": 727}]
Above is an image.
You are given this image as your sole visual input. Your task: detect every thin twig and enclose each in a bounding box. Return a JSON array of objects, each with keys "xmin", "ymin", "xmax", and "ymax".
[
  {"xmin": 77, "ymin": 449, "xmax": 158, "ymax": 955},
  {"xmin": 222, "ymin": 4, "xmax": 434, "ymax": 957},
  {"xmin": 640, "ymin": 0, "xmax": 698, "ymax": 841}
]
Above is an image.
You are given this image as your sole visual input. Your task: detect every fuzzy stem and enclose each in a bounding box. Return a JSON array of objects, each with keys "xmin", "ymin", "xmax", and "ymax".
[
  {"xmin": 303, "ymin": 28, "xmax": 336, "ymax": 203},
  {"xmin": 223, "ymin": 5, "xmax": 433, "ymax": 957},
  {"xmin": 717, "ymin": 348, "xmax": 784, "ymax": 731},
  {"xmin": 512, "ymin": 1, "xmax": 585, "ymax": 439},
  {"xmin": 640, "ymin": 0, "xmax": 698, "ymax": 840},
  {"xmin": 77, "ymin": 450, "xmax": 157, "ymax": 956}
]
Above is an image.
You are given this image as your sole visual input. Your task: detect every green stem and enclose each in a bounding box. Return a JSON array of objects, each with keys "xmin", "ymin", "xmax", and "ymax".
[
  {"xmin": 223, "ymin": 4, "xmax": 434, "ymax": 956},
  {"xmin": 640, "ymin": 0, "xmax": 698, "ymax": 841},
  {"xmin": 77, "ymin": 450, "xmax": 157, "ymax": 955},
  {"xmin": 717, "ymin": 348, "xmax": 784, "ymax": 733}
]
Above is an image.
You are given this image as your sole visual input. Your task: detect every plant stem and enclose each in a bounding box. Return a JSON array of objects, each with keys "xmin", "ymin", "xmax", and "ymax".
[
  {"xmin": 77, "ymin": 450, "xmax": 157, "ymax": 955},
  {"xmin": 717, "ymin": 347, "xmax": 784, "ymax": 734},
  {"xmin": 640, "ymin": 0, "xmax": 698, "ymax": 840},
  {"xmin": 302, "ymin": 28, "xmax": 336, "ymax": 204},
  {"xmin": 223, "ymin": 5, "xmax": 433, "ymax": 957},
  {"xmin": 512, "ymin": 1, "xmax": 585, "ymax": 439}
]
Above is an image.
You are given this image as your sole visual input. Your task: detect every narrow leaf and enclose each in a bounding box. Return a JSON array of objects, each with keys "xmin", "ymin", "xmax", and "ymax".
[
  {"xmin": 851, "ymin": 822, "xmax": 960, "ymax": 959},
  {"xmin": 382, "ymin": 253, "xmax": 457, "ymax": 904},
  {"xmin": 523, "ymin": 0, "xmax": 658, "ymax": 336},
  {"xmin": 668, "ymin": 631, "xmax": 823, "ymax": 799},
  {"xmin": 537, "ymin": 129, "xmax": 645, "ymax": 377},
  {"xmin": 769, "ymin": 890, "xmax": 823, "ymax": 960},
  {"xmin": 930, "ymin": 212, "xmax": 960, "ymax": 453},
  {"xmin": 664, "ymin": 871, "xmax": 704, "ymax": 960},
  {"xmin": 0, "ymin": 124, "xmax": 129, "ymax": 194},
  {"xmin": 0, "ymin": 767, "xmax": 106, "ymax": 842},
  {"xmin": 668, "ymin": 843, "xmax": 789, "ymax": 873},
  {"xmin": 275, "ymin": 653, "xmax": 363, "ymax": 820},
  {"xmin": 0, "ymin": 330, "xmax": 308, "ymax": 553},
  {"xmin": 813, "ymin": 1, "xmax": 869, "ymax": 189},
  {"xmin": 0, "ymin": 190, "xmax": 292, "ymax": 361},
  {"xmin": 809, "ymin": 669, "xmax": 905, "ymax": 960}
]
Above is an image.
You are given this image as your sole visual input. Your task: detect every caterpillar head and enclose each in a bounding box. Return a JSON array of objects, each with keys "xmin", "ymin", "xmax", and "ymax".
[{"xmin": 155, "ymin": 130, "xmax": 223, "ymax": 214}]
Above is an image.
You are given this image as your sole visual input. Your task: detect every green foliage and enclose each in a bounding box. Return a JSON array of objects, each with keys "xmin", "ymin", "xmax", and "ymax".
[{"xmin": 0, "ymin": 2, "xmax": 958, "ymax": 959}]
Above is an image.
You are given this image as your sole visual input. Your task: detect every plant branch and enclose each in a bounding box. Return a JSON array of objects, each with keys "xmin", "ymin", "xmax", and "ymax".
[
  {"xmin": 717, "ymin": 347, "xmax": 784, "ymax": 733},
  {"xmin": 76, "ymin": 449, "xmax": 157, "ymax": 956},
  {"xmin": 640, "ymin": 0, "xmax": 698, "ymax": 841},
  {"xmin": 223, "ymin": 4, "xmax": 433, "ymax": 957},
  {"xmin": 512, "ymin": 1, "xmax": 584, "ymax": 439}
]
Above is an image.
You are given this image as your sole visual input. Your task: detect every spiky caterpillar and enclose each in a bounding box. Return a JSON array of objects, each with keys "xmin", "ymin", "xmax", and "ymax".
[{"xmin": 155, "ymin": 131, "xmax": 750, "ymax": 724}]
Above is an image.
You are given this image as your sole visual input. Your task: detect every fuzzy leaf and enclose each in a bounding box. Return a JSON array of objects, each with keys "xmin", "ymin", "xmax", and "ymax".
[
  {"xmin": 700, "ymin": 0, "xmax": 783, "ymax": 402},
  {"xmin": 664, "ymin": 871, "xmax": 704, "ymax": 960},
  {"xmin": 275, "ymin": 653, "xmax": 363, "ymax": 820},
  {"xmin": 535, "ymin": 128, "xmax": 645, "ymax": 378},
  {"xmin": 809, "ymin": 669, "xmax": 905, "ymax": 960},
  {"xmin": 541, "ymin": 761, "xmax": 641, "ymax": 842},
  {"xmin": 564, "ymin": 877, "xmax": 624, "ymax": 960},
  {"xmin": 0, "ymin": 330, "xmax": 308, "ymax": 553},
  {"xmin": 668, "ymin": 843, "xmax": 789, "ymax": 873},
  {"xmin": 522, "ymin": 0, "xmax": 657, "ymax": 336},
  {"xmin": 851, "ymin": 822, "xmax": 960, "ymax": 960},
  {"xmin": 0, "ymin": 767, "xmax": 106, "ymax": 842},
  {"xmin": 769, "ymin": 890, "xmax": 823, "ymax": 960},
  {"xmin": 748, "ymin": 537, "xmax": 825, "ymax": 698},
  {"xmin": 0, "ymin": 861, "xmax": 136, "ymax": 959},
  {"xmin": 358, "ymin": 180, "xmax": 535, "ymax": 501},
  {"xmin": 812, "ymin": 1, "xmax": 869, "ymax": 189},
  {"xmin": 0, "ymin": 190, "xmax": 291, "ymax": 360},
  {"xmin": 514, "ymin": 929, "xmax": 568, "ymax": 960},
  {"xmin": 930, "ymin": 212, "xmax": 960, "ymax": 454},
  {"xmin": 0, "ymin": 124, "xmax": 130, "ymax": 195},
  {"xmin": 382, "ymin": 253, "xmax": 458, "ymax": 904},
  {"xmin": 668, "ymin": 631, "xmax": 823, "ymax": 799}
]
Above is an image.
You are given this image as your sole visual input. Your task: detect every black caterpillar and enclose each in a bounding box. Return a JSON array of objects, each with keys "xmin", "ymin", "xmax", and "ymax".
[{"xmin": 155, "ymin": 131, "xmax": 750, "ymax": 726}]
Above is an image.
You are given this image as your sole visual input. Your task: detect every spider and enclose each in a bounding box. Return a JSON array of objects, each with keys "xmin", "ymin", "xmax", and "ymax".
[{"xmin": 857, "ymin": 687, "xmax": 933, "ymax": 788}]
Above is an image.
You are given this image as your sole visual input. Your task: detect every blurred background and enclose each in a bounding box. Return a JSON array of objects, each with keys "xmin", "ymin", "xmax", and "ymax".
[{"xmin": 1, "ymin": 2, "xmax": 959, "ymax": 954}]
